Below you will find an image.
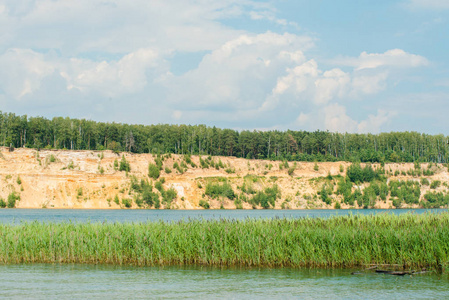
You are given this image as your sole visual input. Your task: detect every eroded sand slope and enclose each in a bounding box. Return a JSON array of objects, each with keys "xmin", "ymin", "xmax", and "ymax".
[{"xmin": 0, "ymin": 147, "xmax": 447, "ymax": 209}]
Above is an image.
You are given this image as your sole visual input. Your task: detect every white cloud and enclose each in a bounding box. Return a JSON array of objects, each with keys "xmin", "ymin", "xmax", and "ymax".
[
  {"xmin": 0, "ymin": 48, "xmax": 54, "ymax": 98},
  {"xmin": 0, "ymin": 1, "xmax": 435, "ymax": 133},
  {"xmin": 323, "ymin": 104, "xmax": 358, "ymax": 133},
  {"xmin": 165, "ymin": 31, "xmax": 314, "ymax": 111},
  {"xmin": 323, "ymin": 104, "xmax": 393, "ymax": 133},
  {"xmin": 0, "ymin": 0, "xmax": 264, "ymax": 55},
  {"xmin": 351, "ymin": 72, "xmax": 389, "ymax": 95},
  {"xmin": 0, "ymin": 48, "xmax": 163, "ymax": 99},
  {"xmin": 335, "ymin": 49, "xmax": 429, "ymax": 70},
  {"xmin": 357, "ymin": 110, "xmax": 395, "ymax": 133},
  {"xmin": 63, "ymin": 48, "xmax": 161, "ymax": 97},
  {"xmin": 314, "ymin": 68, "xmax": 350, "ymax": 104},
  {"xmin": 249, "ymin": 10, "xmax": 300, "ymax": 29}
]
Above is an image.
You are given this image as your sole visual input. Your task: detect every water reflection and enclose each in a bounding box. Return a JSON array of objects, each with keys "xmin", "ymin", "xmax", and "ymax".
[{"xmin": 0, "ymin": 264, "xmax": 447, "ymax": 299}]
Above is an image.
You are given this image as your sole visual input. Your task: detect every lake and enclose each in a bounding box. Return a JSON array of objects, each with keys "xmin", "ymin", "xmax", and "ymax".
[
  {"xmin": 1, "ymin": 209, "xmax": 448, "ymax": 299},
  {"xmin": 0, "ymin": 264, "xmax": 447, "ymax": 299},
  {"xmin": 0, "ymin": 208, "xmax": 446, "ymax": 223}
]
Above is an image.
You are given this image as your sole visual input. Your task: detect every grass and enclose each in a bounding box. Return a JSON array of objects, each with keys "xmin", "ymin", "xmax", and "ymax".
[{"xmin": 0, "ymin": 213, "xmax": 448, "ymax": 271}]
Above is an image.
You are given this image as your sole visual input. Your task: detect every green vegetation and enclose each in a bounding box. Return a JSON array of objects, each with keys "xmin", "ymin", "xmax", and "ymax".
[
  {"xmin": 422, "ymin": 192, "xmax": 449, "ymax": 208},
  {"xmin": 205, "ymin": 181, "xmax": 235, "ymax": 200},
  {"xmin": 114, "ymin": 195, "xmax": 120, "ymax": 206},
  {"xmin": 346, "ymin": 163, "xmax": 380, "ymax": 183},
  {"xmin": 2, "ymin": 111, "xmax": 449, "ymax": 163},
  {"xmin": 250, "ymin": 185, "xmax": 281, "ymax": 209},
  {"xmin": 119, "ymin": 155, "xmax": 130, "ymax": 172},
  {"xmin": 0, "ymin": 214, "xmax": 448, "ymax": 270},
  {"xmin": 7, "ymin": 192, "xmax": 20, "ymax": 208},
  {"xmin": 430, "ymin": 180, "xmax": 441, "ymax": 189},
  {"xmin": 148, "ymin": 163, "xmax": 160, "ymax": 179},
  {"xmin": 199, "ymin": 199, "xmax": 210, "ymax": 209}
]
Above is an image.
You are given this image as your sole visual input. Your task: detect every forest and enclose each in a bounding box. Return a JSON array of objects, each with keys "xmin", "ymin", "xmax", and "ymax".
[{"xmin": 1, "ymin": 111, "xmax": 448, "ymax": 163}]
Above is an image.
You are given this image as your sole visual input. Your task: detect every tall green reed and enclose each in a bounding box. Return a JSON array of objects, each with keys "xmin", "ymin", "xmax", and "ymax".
[{"xmin": 0, "ymin": 213, "xmax": 447, "ymax": 270}]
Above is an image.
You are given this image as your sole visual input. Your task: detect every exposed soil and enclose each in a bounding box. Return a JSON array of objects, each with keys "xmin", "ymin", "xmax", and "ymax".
[{"xmin": 0, "ymin": 147, "xmax": 447, "ymax": 209}]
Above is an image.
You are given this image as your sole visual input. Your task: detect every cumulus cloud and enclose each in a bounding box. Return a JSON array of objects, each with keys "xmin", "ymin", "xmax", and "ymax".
[
  {"xmin": 0, "ymin": 0, "xmax": 266, "ymax": 55},
  {"xmin": 0, "ymin": 48, "xmax": 164, "ymax": 99},
  {"xmin": 0, "ymin": 48, "xmax": 54, "ymax": 98},
  {"xmin": 165, "ymin": 31, "xmax": 314, "ymax": 111},
  {"xmin": 336, "ymin": 49, "xmax": 429, "ymax": 70},
  {"xmin": 0, "ymin": 1, "xmax": 434, "ymax": 134},
  {"xmin": 295, "ymin": 104, "xmax": 394, "ymax": 133},
  {"xmin": 314, "ymin": 68, "xmax": 350, "ymax": 105},
  {"xmin": 323, "ymin": 104, "xmax": 394, "ymax": 133},
  {"xmin": 62, "ymin": 48, "xmax": 161, "ymax": 97},
  {"xmin": 351, "ymin": 71, "xmax": 389, "ymax": 95}
]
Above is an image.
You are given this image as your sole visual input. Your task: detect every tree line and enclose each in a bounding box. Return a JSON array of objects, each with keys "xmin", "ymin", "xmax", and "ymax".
[{"xmin": 1, "ymin": 111, "xmax": 448, "ymax": 163}]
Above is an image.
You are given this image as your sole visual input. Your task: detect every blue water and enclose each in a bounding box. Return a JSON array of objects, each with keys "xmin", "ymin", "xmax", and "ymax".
[
  {"xmin": 0, "ymin": 208, "xmax": 446, "ymax": 223},
  {"xmin": 0, "ymin": 264, "xmax": 447, "ymax": 299},
  {"xmin": 1, "ymin": 209, "xmax": 447, "ymax": 298}
]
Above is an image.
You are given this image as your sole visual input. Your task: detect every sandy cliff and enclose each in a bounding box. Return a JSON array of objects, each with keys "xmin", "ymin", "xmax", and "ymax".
[{"xmin": 0, "ymin": 147, "xmax": 447, "ymax": 209}]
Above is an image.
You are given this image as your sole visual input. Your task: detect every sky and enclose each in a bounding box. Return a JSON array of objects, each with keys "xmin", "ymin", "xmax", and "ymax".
[{"xmin": 0, "ymin": 0, "xmax": 448, "ymax": 134}]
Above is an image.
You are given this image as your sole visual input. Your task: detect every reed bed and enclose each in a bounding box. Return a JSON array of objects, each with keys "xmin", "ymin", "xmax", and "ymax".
[{"xmin": 0, "ymin": 213, "xmax": 448, "ymax": 270}]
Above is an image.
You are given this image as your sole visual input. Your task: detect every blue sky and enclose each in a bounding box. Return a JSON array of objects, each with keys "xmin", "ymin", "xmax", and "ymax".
[{"xmin": 0, "ymin": 0, "xmax": 448, "ymax": 134}]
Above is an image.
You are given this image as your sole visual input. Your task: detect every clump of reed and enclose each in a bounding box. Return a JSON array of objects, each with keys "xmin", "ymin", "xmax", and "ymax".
[{"xmin": 0, "ymin": 213, "xmax": 448, "ymax": 271}]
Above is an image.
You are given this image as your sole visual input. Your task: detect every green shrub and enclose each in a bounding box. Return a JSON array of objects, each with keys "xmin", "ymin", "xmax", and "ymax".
[
  {"xmin": 114, "ymin": 195, "xmax": 120, "ymax": 205},
  {"xmin": 148, "ymin": 163, "xmax": 160, "ymax": 179},
  {"xmin": 234, "ymin": 196, "xmax": 243, "ymax": 209},
  {"xmin": 199, "ymin": 199, "xmax": 210, "ymax": 209},
  {"xmin": 119, "ymin": 155, "xmax": 131, "ymax": 172},
  {"xmin": 250, "ymin": 185, "xmax": 281, "ymax": 209},
  {"xmin": 142, "ymin": 189, "xmax": 159, "ymax": 207},
  {"xmin": 225, "ymin": 168, "xmax": 235, "ymax": 174},
  {"xmin": 240, "ymin": 182, "xmax": 256, "ymax": 195},
  {"xmin": 205, "ymin": 181, "xmax": 235, "ymax": 200},
  {"xmin": 346, "ymin": 163, "xmax": 379, "ymax": 183},
  {"xmin": 163, "ymin": 188, "xmax": 177, "ymax": 205},
  {"xmin": 155, "ymin": 181, "xmax": 163, "ymax": 192},
  {"xmin": 122, "ymin": 198, "xmax": 132, "ymax": 208},
  {"xmin": 422, "ymin": 191, "xmax": 449, "ymax": 208},
  {"xmin": 199, "ymin": 157, "xmax": 209, "ymax": 169},
  {"xmin": 430, "ymin": 180, "xmax": 441, "ymax": 189},
  {"xmin": 7, "ymin": 192, "xmax": 20, "ymax": 208},
  {"xmin": 0, "ymin": 198, "xmax": 6, "ymax": 208},
  {"xmin": 320, "ymin": 184, "xmax": 331, "ymax": 205},
  {"xmin": 173, "ymin": 162, "xmax": 183, "ymax": 174},
  {"xmin": 155, "ymin": 157, "xmax": 163, "ymax": 170},
  {"xmin": 421, "ymin": 178, "xmax": 430, "ymax": 186}
]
